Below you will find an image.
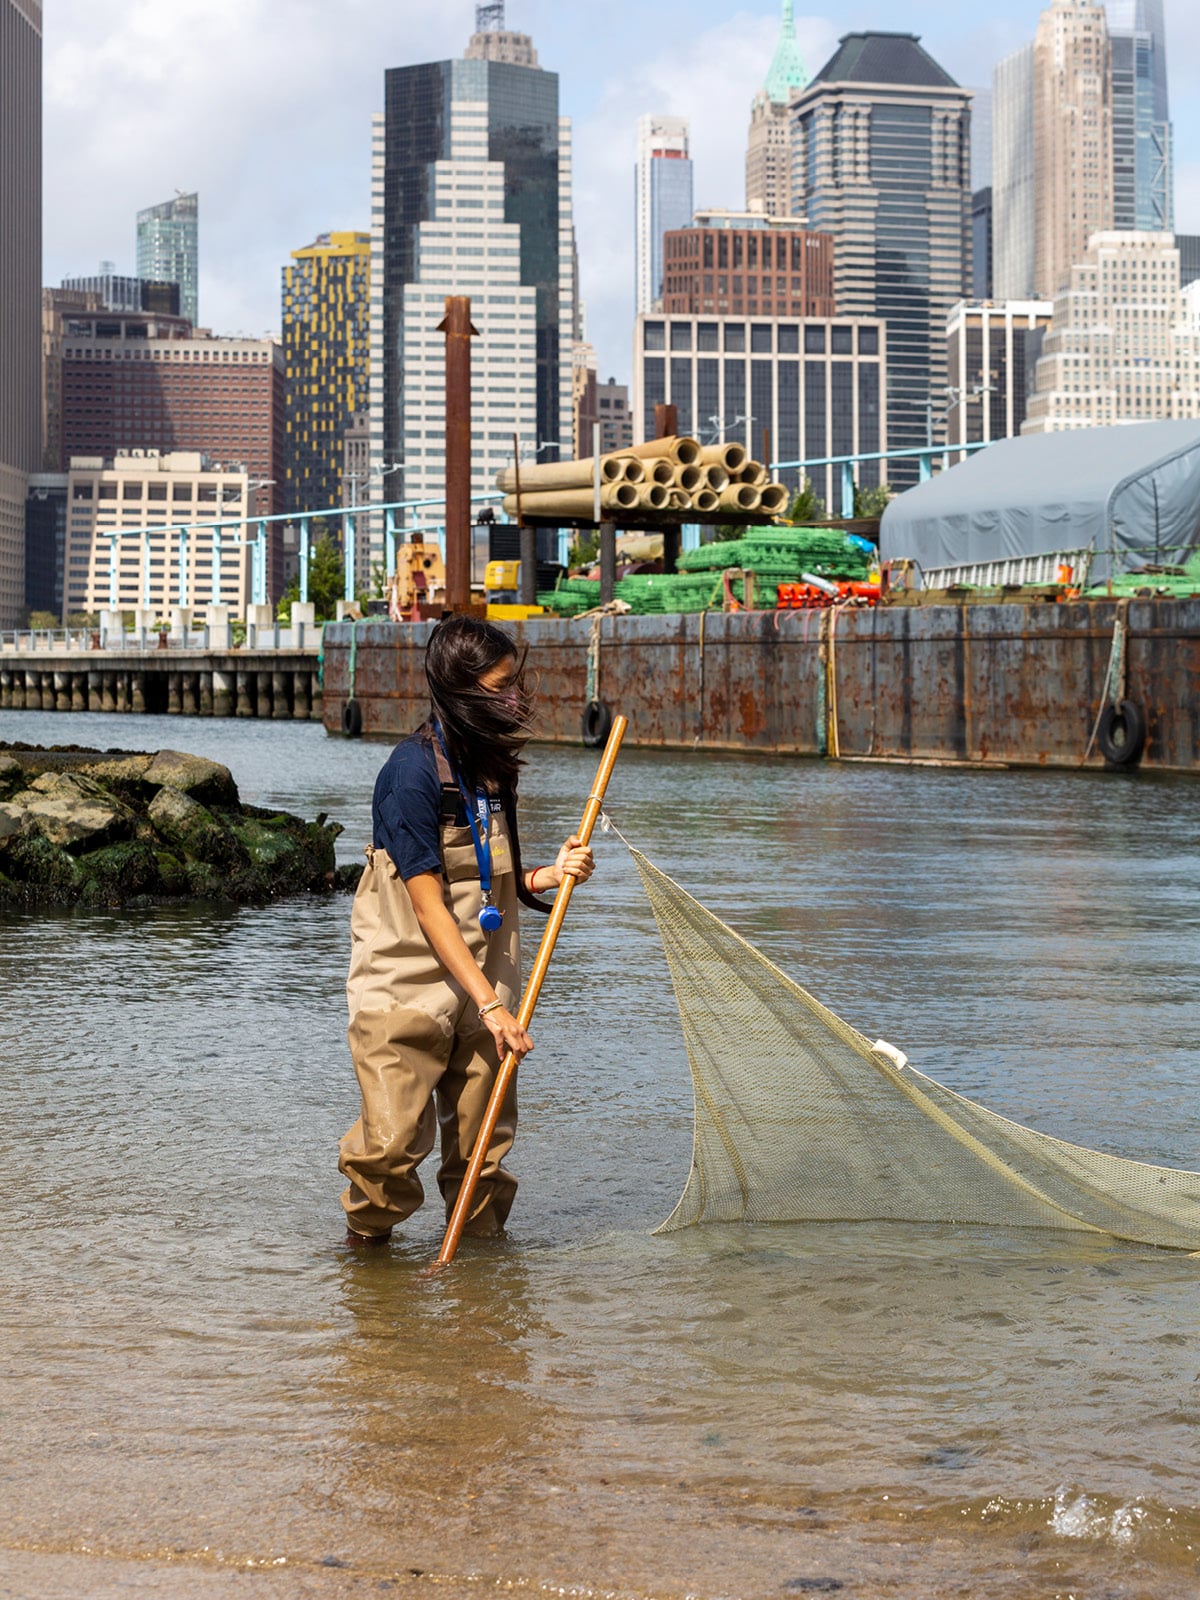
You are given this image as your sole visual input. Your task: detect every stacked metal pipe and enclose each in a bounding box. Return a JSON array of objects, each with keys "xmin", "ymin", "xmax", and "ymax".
[{"xmin": 497, "ymin": 437, "xmax": 790, "ymax": 522}]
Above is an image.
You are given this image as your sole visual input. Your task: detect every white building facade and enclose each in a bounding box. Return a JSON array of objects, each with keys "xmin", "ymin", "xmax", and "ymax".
[
  {"xmin": 63, "ymin": 450, "xmax": 250, "ymax": 619},
  {"xmin": 1023, "ymin": 232, "xmax": 1200, "ymax": 432}
]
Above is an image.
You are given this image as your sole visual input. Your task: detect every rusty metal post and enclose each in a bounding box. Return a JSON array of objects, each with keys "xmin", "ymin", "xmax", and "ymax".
[
  {"xmin": 654, "ymin": 402, "xmax": 678, "ymax": 439},
  {"xmin": 519, "ymin": 523, "xmax": 538, "ymax": 605},
  {"xmin": 663, "ymin": 526, "xmax": 681, "ymax": 574},
  {"xmin": 599, "ymin": 519, "xmax": 616, "ymax": 604},
  {"xmin": 438, "ymin": 297, "xmax": 478, "ymax": 613}
]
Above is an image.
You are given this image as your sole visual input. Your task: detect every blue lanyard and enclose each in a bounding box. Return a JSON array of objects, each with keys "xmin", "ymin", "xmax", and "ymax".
[{"xmin": 435, "ymin": 726, "xmax": 502, "ymax": 931}]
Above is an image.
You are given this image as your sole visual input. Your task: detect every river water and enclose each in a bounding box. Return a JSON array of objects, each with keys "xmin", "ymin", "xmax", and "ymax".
[{"xmin": 2, "ymin": 708, "xmax": 1199, "ymax": 1599}]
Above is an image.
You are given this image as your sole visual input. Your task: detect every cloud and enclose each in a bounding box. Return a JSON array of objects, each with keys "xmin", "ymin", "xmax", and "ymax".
[{"xmin": 44, "ymin": 0, "xmax": 450, "ymax": 333}]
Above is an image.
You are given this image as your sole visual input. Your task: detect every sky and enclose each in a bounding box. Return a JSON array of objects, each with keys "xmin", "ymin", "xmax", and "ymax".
[{"xmin": 43, "ymin": 0, "xmax": 1200, "ymax": 389}]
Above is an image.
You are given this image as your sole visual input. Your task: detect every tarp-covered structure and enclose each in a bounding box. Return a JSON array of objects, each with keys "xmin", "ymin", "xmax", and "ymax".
[{"xmin": 880, "ymin": 421, "xmax": 1200, "ymax": 583}]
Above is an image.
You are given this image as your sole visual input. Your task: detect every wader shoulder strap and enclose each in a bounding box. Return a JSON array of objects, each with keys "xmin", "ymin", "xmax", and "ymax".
[
  {"xmin": 431, "ymin": 738, "xmax": 467, "ymax": 827},
  {"xmin": 505, "ymin": 794, "xmax": 552, "ymax": 917}
]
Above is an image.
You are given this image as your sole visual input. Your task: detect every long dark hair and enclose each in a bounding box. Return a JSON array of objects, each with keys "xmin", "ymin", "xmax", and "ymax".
[{"xmin": 423, "ymin": 616, "xmax": 533, "ymax": 791}]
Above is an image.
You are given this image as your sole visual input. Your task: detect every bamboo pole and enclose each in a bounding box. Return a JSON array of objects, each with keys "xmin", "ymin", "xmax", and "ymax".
[{"xmin": 436, "ymin": 715, "xmax": 628, "ymax": 1266}]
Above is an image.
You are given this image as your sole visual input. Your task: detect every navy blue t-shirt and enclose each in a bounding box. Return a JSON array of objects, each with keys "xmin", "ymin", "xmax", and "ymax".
[{"xmin": 372, "ymin": 732, "xmax": 509, "ymax": 883}]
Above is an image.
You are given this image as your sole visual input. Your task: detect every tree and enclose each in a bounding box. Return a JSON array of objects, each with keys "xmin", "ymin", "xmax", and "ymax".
[
  {"xmin": 567, "ymin": 530, "xmax": 600, "ymax": 570},
  {"xmin": 788, "ymin": 478, "xmax": 825, "ymax": 524},
  {"xmin": 853, "ymin": 482, "xmax": 894, "ymax": 519},
  {"xmin": 277, "ymin": 535, "xmax": 346, "ymax": 623}
]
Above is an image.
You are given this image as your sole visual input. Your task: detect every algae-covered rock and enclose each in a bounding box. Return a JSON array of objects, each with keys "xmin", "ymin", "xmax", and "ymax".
[
  {"xmin": 228, "ymin": 813, "xmax": 332, "ymax": 896},
  {"xmin": 3, "ymin": 832, "xmax": 83, "ymax": 896},
  {"xmin": 8, "ymin": 772, "xmax": 134, "ymax": 853},
  {"xmin": 77, "ymin": 841, "xmax": 165, "ymax": 907},
  {"xmin": 0, "ymin": 743, "xmax": 348, "ymax": 909},
  {"xmin": 143, "ymin": 749, "xmax": 238, "ymax": 808},
  {"xmin": 148, "ymin": 787, "xmax": 249, "ymax": 871}
]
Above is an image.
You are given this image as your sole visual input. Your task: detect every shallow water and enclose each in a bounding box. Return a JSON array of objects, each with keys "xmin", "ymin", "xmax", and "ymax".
[{"xmin": 2, "ymin": 709, "xmax": 1199, "ymax": 1597}]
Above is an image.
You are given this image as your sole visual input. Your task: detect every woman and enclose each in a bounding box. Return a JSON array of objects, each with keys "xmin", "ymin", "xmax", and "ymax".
[{"xmin": 339, "ymin": 615, "xmax": 594, "ymax": 1245}]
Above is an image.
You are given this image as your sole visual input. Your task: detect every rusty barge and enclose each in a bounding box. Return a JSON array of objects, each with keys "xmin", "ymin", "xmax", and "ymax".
[{"xmin": 321, "ymin": 595, "xmax": 1200, "ymax": 772}]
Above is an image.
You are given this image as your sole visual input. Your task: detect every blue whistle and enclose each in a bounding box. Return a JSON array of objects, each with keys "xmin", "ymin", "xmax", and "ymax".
[{"xmin": 480, "ymin": 901, "xmax": 504, "ymax": 933}]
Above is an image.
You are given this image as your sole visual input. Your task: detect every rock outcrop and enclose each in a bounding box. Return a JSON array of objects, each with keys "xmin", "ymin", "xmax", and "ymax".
[{"xmin": 0, "ymin": 743, "xmax": 360, "ymax": 909}]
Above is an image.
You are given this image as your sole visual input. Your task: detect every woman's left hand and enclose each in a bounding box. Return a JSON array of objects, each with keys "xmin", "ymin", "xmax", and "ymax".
[{"xmin": 550, "ymin": 834, "xmax": 594, "ymax": 887}]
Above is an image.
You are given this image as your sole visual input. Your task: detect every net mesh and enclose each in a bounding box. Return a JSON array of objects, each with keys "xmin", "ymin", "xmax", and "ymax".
[{"xmin": 629, "ymin": 849, "xmax": 1200, "ymax": 1249}]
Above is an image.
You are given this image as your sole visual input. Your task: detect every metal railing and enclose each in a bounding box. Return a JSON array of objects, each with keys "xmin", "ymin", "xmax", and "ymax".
[
  {"xmin": 770, "ymin": 441, "xmax": 991, "ymax": 518},
  {"xmin": 73, "ymin": 441, "xmax": 999, "ymax": 624},
  {"xmin": 1, "ymin": 622, "xmax": 321, "ymax": 655},
  {"xmin": 86, "ymin": 491, "xmax": 508, "ymax": 617}
]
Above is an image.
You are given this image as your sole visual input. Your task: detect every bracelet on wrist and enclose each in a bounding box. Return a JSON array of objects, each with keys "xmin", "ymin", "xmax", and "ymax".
[
  {"xmin": 478, "ymin": 999, "xmax": 504, "ymax": 1021},
  {"xmin": 532, "ymin": 865, "xmax": 551, "ymax": 893}
]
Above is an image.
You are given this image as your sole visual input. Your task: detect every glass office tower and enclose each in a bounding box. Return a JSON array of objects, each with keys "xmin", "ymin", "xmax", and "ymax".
[
  {"xmin": 137, "ymin": 193, "xmax": 199, "ymax": 327},
  {"xmin": 791, "ymin": 32, "xmax": 973, "ymax": 483},
  {"xmin": 635, "ymin": 115, "xmax": 693, "ymax": 314},
  {"xmin": 1108, "ymin": 0, "xmax": 1172, "ymax": 232},
  {"xmin": 368, "ymin": 31, "xmax": 574, "ymax": 555}
]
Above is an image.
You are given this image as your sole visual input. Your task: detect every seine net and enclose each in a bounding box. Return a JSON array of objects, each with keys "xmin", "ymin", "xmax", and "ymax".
[{"xmin": 629, "ymin": 849, "xmax": 1200, "ymax": 1249}]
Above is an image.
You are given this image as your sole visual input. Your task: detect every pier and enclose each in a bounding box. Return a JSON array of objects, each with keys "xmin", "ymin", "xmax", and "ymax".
[{"xmin": 0, "ymin": 618, "xmax": 322, "ymax": 720}]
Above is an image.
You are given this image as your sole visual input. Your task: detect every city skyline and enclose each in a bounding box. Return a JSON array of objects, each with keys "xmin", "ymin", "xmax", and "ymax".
[{"xmin": 37, "ymin": 0, "xmax": 1200, "ymax": 391}]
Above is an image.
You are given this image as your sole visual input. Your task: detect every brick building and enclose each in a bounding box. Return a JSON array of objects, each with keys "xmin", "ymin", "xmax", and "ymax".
[
  {"xmin": 661, "ymin": 220, "xmax": 835, "ymax": 319},
  {"xmin": 59, "ymin": 311, "xmax": 286, "ymax": 596}
]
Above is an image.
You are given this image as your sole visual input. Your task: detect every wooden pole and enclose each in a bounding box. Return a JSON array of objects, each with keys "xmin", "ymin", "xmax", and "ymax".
[{"xmin": 435, "ymin": 715, "xmax": 628, "ymax": 1265}]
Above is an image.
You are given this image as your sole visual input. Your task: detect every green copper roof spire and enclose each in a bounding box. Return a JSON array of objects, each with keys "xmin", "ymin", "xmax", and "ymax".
[{"xmin": 763, "ymin": 0, "xmax": 808, "ymax": 104}]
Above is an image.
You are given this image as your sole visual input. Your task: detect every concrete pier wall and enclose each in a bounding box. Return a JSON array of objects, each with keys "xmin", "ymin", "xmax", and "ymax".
[
  {"xmin": 320, "ymin": 600, "xmax": 1200, "ymax": 771},
  {"xmin": 0, "ymin": 651, "xmax": 323, "ymax": 722}
]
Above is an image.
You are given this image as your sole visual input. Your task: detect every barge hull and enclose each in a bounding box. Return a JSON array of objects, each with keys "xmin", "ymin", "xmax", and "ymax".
[{"xmin": 321, "ymin": 599, "xmax": 1200, "ymax": 771}]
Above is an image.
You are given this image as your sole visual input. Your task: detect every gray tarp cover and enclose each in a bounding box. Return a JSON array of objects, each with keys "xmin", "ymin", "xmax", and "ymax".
[{"xmin": 880, "ymin": 421, "xmax": 1200, "ymax": 578}]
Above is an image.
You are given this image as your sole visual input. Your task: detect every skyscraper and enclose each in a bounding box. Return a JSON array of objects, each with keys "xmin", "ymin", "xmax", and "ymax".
[
  {"xmin": 137, "ymin": 192, "xmax": 199, "ymax": 326},
  {"xmin": 635, "ymin": 115, "xmax": 693, "ymax": 314},
  {"xmin": 1108, "ymin": 0, "xmax": 1172, "ymax": 232},
  {"xmin": 791, "ymin": 32, "xmax": 973, "ymax": 479},
  {"xmin": 1, "ymin": 0, "xmax": 41, "ymax": 626},
  {"xmin": 992, "ymin": 43, "xmax": 1035, "ymax": 300},
  {"xmin": 1023, "ymin": 232, "xmax": 1200, "ymax": 431},
  {"xmin": 1033, "ymin": 0, "xmax": 1112, "ymax": 300},
  {"xmin": 746, "ymin": 0, "xmax": 808, "ymax": 220},
  {"xmin": 282, "ymin": 231, "xmax": 370, "ymax": 516},
  {"xmin": 368, "ymin": 4, "xmax": 575, "ymax": 559}
]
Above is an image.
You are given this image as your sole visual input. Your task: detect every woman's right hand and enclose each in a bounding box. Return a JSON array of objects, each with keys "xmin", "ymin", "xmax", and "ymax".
[{"xmin": 482, "ymin": 1006, "xmax": 533, "ymax": 1062}]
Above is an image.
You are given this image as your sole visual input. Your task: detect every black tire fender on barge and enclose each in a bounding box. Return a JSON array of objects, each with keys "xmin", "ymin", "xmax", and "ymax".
[
  {"xmin": 1097, "ymin": 699, "xmax": 1146, "ymax": 766},
  {"xmin": 342, "ymin": 697, "xmax": 364, "ymax": 739},
  {"xmin": 582, "ymin": 700, "xmax": 613, "ymax": 749}
]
